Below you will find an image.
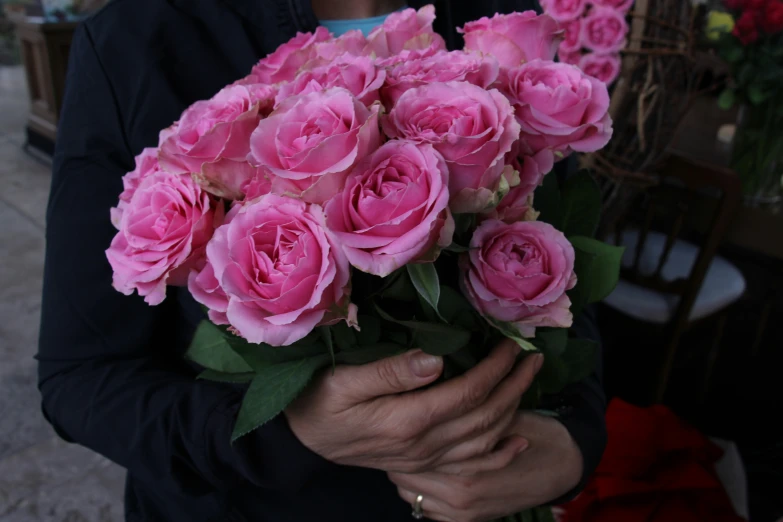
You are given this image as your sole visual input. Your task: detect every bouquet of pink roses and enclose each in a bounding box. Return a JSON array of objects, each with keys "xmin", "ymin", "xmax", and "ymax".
[{"xmin": 107, "ymin": 6, "xmax": 620, "ymax": 520}]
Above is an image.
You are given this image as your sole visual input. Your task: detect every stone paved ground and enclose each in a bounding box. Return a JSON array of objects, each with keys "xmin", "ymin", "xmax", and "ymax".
[{"xmin": 0, "ymin": 65, "xmax": 125, "ymax": 522}]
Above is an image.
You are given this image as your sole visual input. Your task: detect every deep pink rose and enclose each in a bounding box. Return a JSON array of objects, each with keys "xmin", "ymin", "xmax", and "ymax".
[
  {"xmin": 592, "ymin": 0, "xmax": 635, "ymax": 13},
  {"xmin": 111, "ymin": 148, "xmax": 161, "ymax": 229},
  {"xmin": 239, "ymin": 169, "xmax": 273, "ymax": 201},
  {"xmin": 249, "ymin": 27, "xmax": 332, "ymax": 84},
  {"xmin": 560, "ymin": 19, "xmax": 583, "ymax": 53},
  {"xmin": 106, "ymin": 170, "xmax": 224, "ymax": 306},
  {"xmin": 540, "ymin": 0, "xmax": 588, "ymax": 22},
  {"xmin": 581, "ymin": 7, "xmax": 629, "ymax": 53},
  {"xmin": 199, "ymin": 194, "xmax": 351, "ymax": 346},
  {"xmin": 325, "ymin": 140, "xmax": 454, "ymax": 277},
  {"xmin": 158, "ymin": 84, "xmax": 275, "ymax": 200},
  {"xmin": 459, "ymin": 11, "xmax": 563, "ymax": 69},
  {"xmin": 484, "ymin": 150, "xmax": 554, "ymax": 223},
  {"xmin": 461, "ymin": 219, "xmax": 577, "ymax": 338},
  {"xmin": 499, "ymin": 60, "xmax": 613, "ymax": 156},
  {"xmin": 579, "ymin": 52, "xmax": 622, "ymax": 84},
  {"xmin": 249, "ymin": 87, "xmax": 382, "ymax": 204},
  {"xmin": 276, "ymin": 54, "xmax": 386, "ymax": 107},
  {"xmin": 381, "ymin": 50, "xmax": 499, "ymax": 109},
  {"xmin": 383, "ymin": 81, "xmax": 521, "ymax": 214},
  {"xmin": 366, "ymin": 5, "xmax": 447, "ymax": 58},
  {"xmin": 558, "ymin": 49, "xmax": 583, "ymax": 66}
]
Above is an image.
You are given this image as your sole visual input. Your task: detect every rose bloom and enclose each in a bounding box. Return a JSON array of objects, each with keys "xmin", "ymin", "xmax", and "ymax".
[
  {"xmin": 366, "ymin": 5, "xmax": 447, "ymax": 58},
  {"xmin": 579, "ymin": 53, "xmax": 622, "ymax": 85},
  {"xmin": 383, "ymin": 81, "xmax": 521, "ymax": 214},
  {"xmin": 106, "ymin": 170, "xmax": 224, "ymax": 306},
  {"xmin": 158, "ymin": 84, "xmax": 275, "ymax": 200},
  {"xmin": 249, "ymin": 87, "xmax": 382, "ymax": 204},
  {"xmin": 592, "ymin": 0, "xmax": 635, "ymax": 13},
  {"xmin": 325, "ymin": 140, "xmax": 454, "ymax": 277},
  {"xmin": 308, "ymin": 30, "xmax": 371, "ymax": 66},
  {"xmin": 560, "ymin": 19, "xmax": 583, "ymax": 53},
  {"xmin": 381, "ymin": 50, "xmax": 499, "ymax": 109},
  {"xmin": 558, "ymin": 49, "xmax": 583, "ymax": 66},
  {"xmin": 483, "ymin": 150, "xmax": 554, "ymax": 224},
  {"xmin": 275, "ymin": 54, "xmax": 386, "ymax": 107},
  {"xmin": 249, "ymin": 27, "xmax": 331, "ymax": 84},
  {"xmin": 461, "ymin": 219, "xmax": 577, "ymax": 338},
  {"xmin": 581, "ymin": 7, "xmax": 629, "ymax": 53},
  {"xmin": 376, "ymin": 43, "xmax": 441, "ymax": 68},
  {"xmin": 191, "ymin": 194, "xmax": 351, "ymax": 346},
  {"xmin": 460, "ymin": 11, "xmax": 563, "ymax": 69},
  {"xmin": 761, "ymin": 1, "xmax": 783, "ymax": 34},
  {"xmin": 111, "ymin": 148, "xmax": 161, "ymax": 229},
  {"xmin": 499, "ymin": 60, "xmax": 613, "ymax": 156},
  {"xmin": 732, "ymin": 10, "xmax": 759, "ymax": 44},
  {"xmin": 540, "ymin": 0, "xmax": 588, "ymax": 22}
]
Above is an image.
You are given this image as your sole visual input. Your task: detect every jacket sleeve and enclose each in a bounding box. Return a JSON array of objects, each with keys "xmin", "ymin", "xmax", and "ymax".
[{"xmin": 37, "ymin": 23, "xmax": 330, "ymax": 498}]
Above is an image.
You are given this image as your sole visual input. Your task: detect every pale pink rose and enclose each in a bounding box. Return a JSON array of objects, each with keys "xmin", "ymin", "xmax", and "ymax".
[
  {"xmin": 249, "ymin": 27, "xmax": 332, "ymax": 84},
  {"xmin": 366, "ymin": 5, "xmax": 447, "ymax": 58},
  {"xmin": 158, "ymin": 84, "xmax": 275, "ymax": 200},
  {"xmin": 592, "ymin": 0, "xmax": 635, "ymax": 13},
  {"xmin": 579, "ymin": 52, "xmax": 622, "ymax": 84},
  {"xmin": 376, "ymin": 42, "xmax": 441, "ymax": 67},
  {"xmin": 275, "ymin": 54, "xmax": 386, "ymax": 107},
  {"xmin": 249, "ymin": 88, "xmax": 382, "ymax": 204},
  {"xmin": 540, "ymin": 0, "xmax": 588, "ymax": 22},
  {"xmin": 558, "ymin": 49, "xmax": 583, "ymax": 66},
  {"xmin": 499, "ymin": 60, "xmax": 613, "ymax": 156},
  {"xmin": 581, "ymin": 7, "xmax": 629, "ymax": 53},
  {"xmin": 381, "ymin": 50, "xmax": 499, "ymax": 109},
  {"xmin": 308, "ymin": 30, "xmax": 371, "ymax": 66},
  {"xmin": 484, "ymin": 150, "xmax": 554, "ymax": 223},
  {"xmin": 239, "ymin": 170, "xmax": 273, "ymax": 201},
  {"xmin": 106, "ymin": 171, "xmax": 224, "ymax": 306},
  {"xmin": 325, "ymin": 141, "xmax": 454, "ymax": 277},
  {"xmin": 560, "ymin": 19, "xmax": 583, "ymax": 53},
  {"xmin": 383, "ymin": 81, "xmax": 521, "ymax": 214},
  {"xmin": 111, "ymin": 148, "xmax": 161, "ymax": 229},
  {"xmin": 188, "ymin": 261, "xmax": 229, "ymax": 326},
  {"xmin": 201, "ymin": 194, "xmax": 351, "ymax": 346},
  {"xmin": 460, "ymin": 219, "xmax": 577, "ymax": 338},
  {"xmin": 459, "ymin": 11, "xmax": 563, "ymax": 69}
]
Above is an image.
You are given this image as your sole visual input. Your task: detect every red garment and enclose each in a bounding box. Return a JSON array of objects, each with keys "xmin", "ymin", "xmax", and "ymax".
[{"xmin": 561, "ymin": 399, "xmax": 746, "ymax": 522}]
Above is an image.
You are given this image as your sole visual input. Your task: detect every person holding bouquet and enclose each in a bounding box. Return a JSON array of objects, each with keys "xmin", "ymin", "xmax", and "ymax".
[{"xmin": 37, "ymin": 1, "xmax": 608, "ymax": 521}]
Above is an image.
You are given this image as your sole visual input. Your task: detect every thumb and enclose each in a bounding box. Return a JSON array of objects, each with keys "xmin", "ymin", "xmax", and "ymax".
[{"xmin": 337, "ymin": 349, "xmax": 443, "ymax": 402}]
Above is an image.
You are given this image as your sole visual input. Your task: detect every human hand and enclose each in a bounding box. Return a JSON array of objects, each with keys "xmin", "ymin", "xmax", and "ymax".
[
  {"xmin": 284, "ymin": 339, "xmax": 543, "ymax": 474},
  {"xmin": 389, "ymin": 411, "xmax": 584, "ymax": 522}
]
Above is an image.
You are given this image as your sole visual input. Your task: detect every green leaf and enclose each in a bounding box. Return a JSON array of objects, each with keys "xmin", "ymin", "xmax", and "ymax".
[
  {"xmin": 226, "ymin": 332, "xmax": 326, "ymax": 369},
  {"xmin": 375, "ymin": 305, "xmax": 471, "ymax": 355},
  {"xmin": 562, "ymin": 338, "xmax": 600, "ymax": 383},
  {"xmin": 560, "ymin": 171, "xmax": 602, "ymax": 238},
  {"xmin": 568, "ymin": 236, "xmax": 624, "ymax": 307},
  {"xmin": 454, "ymin": 213, "xmax": 476, "ymax": 237},
  {"xmin": 197, "ymin": 369, "xmax": 255, "ymax": 384},
  {"xmin": 487, "ymin": 318, "xmax": 539, "ymax": 352},
  {"xmin": 747, "ymin": 84, "xmax": 769, "ymax": 105},
  {"xmin": 718, "ymin": 88, "xmax": 736, "ymax": 110},
  {"xmin": 721, "ymin": 44, "xmax": 744, "ymax": 63},
  {"xmin": 336, "ymin": 343, "xmax": 408, "ymax": 365},
  {"xmin": 737, "ymin": 62, "xmax": 754, "ymax": 86},
  {"xmin": 533, "ymin": 172, "xmax": 562, "ymax": 228},
  {"xmin": 355, "ymin": 315, "xmax": 381, "ymax": 346},
  {"xmin": 331, "ymin": 321, "xmax": 358, "ymax": 351},
  {"xmin": 537, "ymin": 351, "xmax": 570, "ymax": 394},
  {"xmin": 534, "ymin": 507, "xmax": 557, "ymax": 522},
  {"xmin": 185, "ymin": 321, "xmax": 253, "ymax": 373},
  {"xmin": 231, "ymin": 355, "xmax": 331, "ymax": 441},
  {"xmin": 407, "ymin": 263, "xmax": 445, "ymax": 321},
  {"xmin": 444, "ymin": 243, "xmax": 471, "ymax": 253},
  {"xmin": 535, "ymin": 328, "xmax": 568, "ymax": 357},
  {"xmin": 320, "ymin": 326, "xmax": 336, "ymax": 372},
  {"xmin": 381, "ymin": 269, "xmax": 417, "ymax": 302},
  {"xmin": 438, "ymin": 285, "xmax": 478, "ymax": 325}
]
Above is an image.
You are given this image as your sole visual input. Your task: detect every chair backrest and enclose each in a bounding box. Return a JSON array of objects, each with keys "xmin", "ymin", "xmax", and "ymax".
[{"xmin": 610, "ymin": 154, "xmax": 741, "ymax": 324}]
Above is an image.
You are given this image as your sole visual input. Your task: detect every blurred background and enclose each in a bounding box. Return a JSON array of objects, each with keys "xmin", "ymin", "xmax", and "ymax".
[{"xmin": 0, "ymin": 0, "xmax": 781, "ymax": 521}]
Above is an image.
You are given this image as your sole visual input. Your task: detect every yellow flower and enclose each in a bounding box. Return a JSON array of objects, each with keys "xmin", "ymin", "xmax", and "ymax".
[{"xmin": 706, "ymin": 11, "xmax": 735, "ymax": 40}]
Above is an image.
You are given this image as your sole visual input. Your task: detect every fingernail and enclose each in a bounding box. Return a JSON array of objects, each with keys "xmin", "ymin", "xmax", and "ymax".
[
  {"xmin": 534, "ymin": 354, "xmax": 544, "ymax": 373},
  {"xmin": 515, "ymin": 438, "xmax": 530, "ymax": 455},
  {"xmin": 410, "ymin": 351, "xmax": 442, "ymax": 378}
]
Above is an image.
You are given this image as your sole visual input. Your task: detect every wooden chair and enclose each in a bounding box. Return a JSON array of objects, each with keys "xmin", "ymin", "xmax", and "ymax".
[{"xmin": 603, "ymin": 154, "xmax": 744, "ymax": 403}]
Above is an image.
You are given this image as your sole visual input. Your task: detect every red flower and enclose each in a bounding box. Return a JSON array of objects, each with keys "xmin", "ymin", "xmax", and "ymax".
[
  {"xmin": 724, "ymin": 0, "xmax": 747, "ymax": 10},
  {"xmin": 733, "ymin": 9, "xmax": 760, "ymax": 43},
  {"xmin": 761, "ymin": 1, "xmax": 783, "ymax": 33},
  {"xmin": 746, "ymin": 0, "xmax": 767, "ymax": 9}
]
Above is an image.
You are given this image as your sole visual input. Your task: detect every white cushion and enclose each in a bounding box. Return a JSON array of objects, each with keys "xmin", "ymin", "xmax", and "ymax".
[{"xmin": 603, "ymin": 230, "xmax": 745, "ymax": 324}]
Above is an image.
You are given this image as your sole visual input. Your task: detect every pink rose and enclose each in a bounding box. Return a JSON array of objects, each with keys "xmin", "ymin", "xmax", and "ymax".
[
  {"xmin": 484, "ymin": 150, "xmax": 554, "ymax": 223},
  {"xmin": 460, "ymin": 219, "xmax": 577, "ymax": 338},
  {"xmin": 560, "ymin": 19, "xmax": 583, "ymax": 53},
  {"xmin": 199, "ymin": 194, "xmax": 351, "ymax": 346},
  {"xmin": 579, "ymin": 52, "xmax": 622, "ymax": 84},
  {"xmin": 383, "ymin": 81, "xmax": 521, "ymax": 214},
  {"xmin": 540, "ymin": 0, "xmax": 588, "ymax": 22},
  {"xmin": 581, "ymin": 7, "xmax": 629, "ymax": 53},
  {"xmin": 308, "ymin": 30, "xmax": 371, "ymax": 66},
  {"xmin": 381, "ymin": 50, "xmax": 499, "ymax": 109},
  {"xmin": 188, "ymin": 261, "xmax": 229, "ymax": 326},
  {"xmin": 275, "ymin": 54, "xmax": 386, "ymax": 107},
  {"xmin": 499, "ymin": 60, "xmax": 613, "ymax": 156},
  {"xmin": 376, "ymin": 43, "xmax": 441, "ymax": 68},
  {"xmin": 111, "ymin": 148, "xmax": 161, "ymax": 229},
  {"xmin": 459, "ymin": 11, "xmax": 564, "ymax": 69},
  {"xmin": 158, "ymin": 84, "xmax": 275, "ymax": 200},
  {"xmin": 592, "ymin": 0, "xmax": 635, "ymax": 13},
  {"xmin": 106, "ymin": 170, "xmax": 224, "ymax": 306},
  {"xmin": 249, "ymin": 27, "xmax": 332, "ymax": 85},
  {"xmin": 324, "ymin": 140, "xmax": 454, "ymax": 277},
  {"xmin": 366, "ymin": 5, "xmax": 447, "ymax": 58},
  {"xmin": 249, "ymin": 88, "xmax": 382, "ymax": 204},
  {"xmin": 558, "ymin": 49, "xmax": 583, "ymax": 66}
]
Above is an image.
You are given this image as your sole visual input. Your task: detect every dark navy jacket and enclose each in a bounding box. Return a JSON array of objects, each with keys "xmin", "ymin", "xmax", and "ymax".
[{"xmin": 37, "ymin": 1, "xmax": 607, "ymax": 520}]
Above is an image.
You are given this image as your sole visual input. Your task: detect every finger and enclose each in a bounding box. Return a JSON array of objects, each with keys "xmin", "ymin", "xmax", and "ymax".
[
  {"xmin": 422, "ymin": 353, "xmax": 542, "ymax": 464},
  {"xmin": 397, "ymin": 487, "xmax": 457, "ymax": 522},
  {"xmin": 334, "ymin": 349, "xmax": 443, "ymax": 402},
  {"xmin": 406, "ymin": 338, "xmax": 521, "ymax": 427},
  {"xmin": 435, "ymin": 436, "xmax": 529, "ymax": 476}
]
